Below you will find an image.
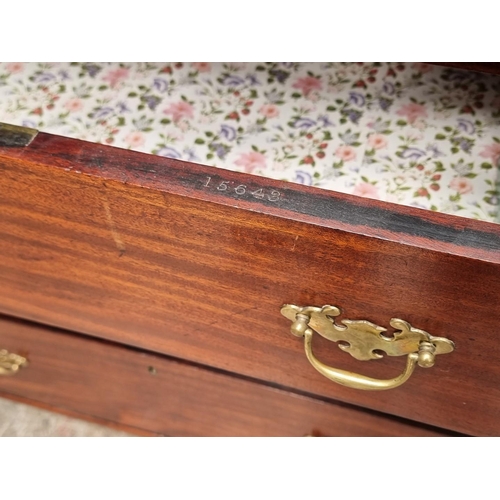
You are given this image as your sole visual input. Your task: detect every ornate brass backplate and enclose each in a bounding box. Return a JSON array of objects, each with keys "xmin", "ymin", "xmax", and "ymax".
[{"xmin": 281, "ymin": 304, "xmax": 454, "ymax": 390}]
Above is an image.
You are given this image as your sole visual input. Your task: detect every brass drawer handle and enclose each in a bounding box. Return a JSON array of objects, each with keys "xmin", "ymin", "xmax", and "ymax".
[
  {"xmin": 281, "ymin": 305, "xmax": 454, "ymax": 391},
  {"xmin": 0, "ymin": 349, "xmax": 28, "ymax": 376}
]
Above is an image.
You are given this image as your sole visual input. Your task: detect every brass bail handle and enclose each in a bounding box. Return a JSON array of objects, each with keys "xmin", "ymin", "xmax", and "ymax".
[
  {"xmin": 0, "ymin": 349, "xmax": 28, "ymax": 376},
  {"xmin": 281, "ymin": 305, "xmax": 454, "ymax": 391}
]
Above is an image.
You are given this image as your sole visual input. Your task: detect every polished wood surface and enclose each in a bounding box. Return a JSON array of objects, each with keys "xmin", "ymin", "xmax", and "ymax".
[
  {"xmin": 0, "ymin": 133, "xmax": 499, "ymax": 435},
  {"xmin": 434, "ymin": 62, "xmax": 500, "ymax": 75},
  {"xmin": 0, "ymin": 315, "xmax": 450, "ymax": 436}
]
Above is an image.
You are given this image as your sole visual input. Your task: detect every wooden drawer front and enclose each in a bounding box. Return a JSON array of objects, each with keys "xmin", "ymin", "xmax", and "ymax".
[
  {"xmin": 0, "ymin": 316, "xmax": 449, "ymax": 437},
  {"xmin": 0, "ymin": 133, "xmax": 499, "ymax": 436}
]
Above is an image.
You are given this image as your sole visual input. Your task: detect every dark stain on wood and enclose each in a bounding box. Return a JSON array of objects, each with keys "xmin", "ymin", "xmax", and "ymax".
[{"xmin": 0, "ymin": 122, "xmax": 38, "ymax": 147}]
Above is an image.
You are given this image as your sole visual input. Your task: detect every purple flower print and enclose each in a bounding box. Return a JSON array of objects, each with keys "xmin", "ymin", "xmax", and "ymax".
[
  {"xmin": 426, "ymin": 144, "xmax": 445, "ymax": 158},
  {"xmin": 400, "ymin": 147, "xmax": 426, "ymax": 160},
  {"xmin": 458, "ymin": 138, "xmax": 474, "ymax": 153},
  {"xmin": 143, "ymin": 95, "xmax": 161, "ymax": 111},
  {"xmin": 269, "ymin": 69, "xmax": 290, "ymax": 83},
  {"xmin": 183, "ymin": 147, "xmax": 200, "ymax": 162},
  {"xmin": 317, "ymin": 115, "xmax": 334, "ymax": 127},
  {"xmin": 383, "ymin": 82, "xmax": 395, "ymax": 95},
  {"xmin": 341, "ymin": 109, "xmax": 362, "ymax": 124},
  {"xmin": 210, "ymin": 143, "xmax": 229, "ymax": 159},
  {"xmin": 220, "ymin": 124, "xmax": 236, "ymax": 141},
  {"xmin": 157, "ymin": 147, "xmax": 181, "ymax": 159},
  {"xmin": 246, "ymin": 74, "xmax": 261, "ymax": 85},
  {"xmin": 457, "ymin": 119, "xmax": 475, "ymax": 135},
  {"xmin": 295, "ymin": 171, "xmax": 312, "ymax": 185},
  {"xmin": 34, "ymin": 73, "xmax": 55, "ymax": 83},
  {"xmin": 291, "ymin": 117, "xmax": 316, "ymax": 129},
  {"xmin": 117, "ymin": 101, "xmax": 131, "ymax": 113},
  {"xmin": 349, "ymin": 92, "xmax": 365, "ymax": 107},
  {"xmin": 153, "ymin": 78, "xmax": 169, "ymax": 93},
  {"xmin": 90, "ymin": 106, "xmax": 114, "ymax": 119},
  {"xmin": 83, "ymin": 64, "xmax": 101, "ymax": 77},
  {"xmin": 221, "ymin": 75, "xmax": 246, "ymax": 86},
  {"xmin": 378, "ymin": 97, "xmax": 393, "ymax": 111}
]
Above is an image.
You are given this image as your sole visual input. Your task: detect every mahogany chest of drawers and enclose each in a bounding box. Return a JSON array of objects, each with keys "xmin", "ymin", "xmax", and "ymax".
[{"xmin": 0, "ymin": 64, "xmax": 499, "ymax": 436}]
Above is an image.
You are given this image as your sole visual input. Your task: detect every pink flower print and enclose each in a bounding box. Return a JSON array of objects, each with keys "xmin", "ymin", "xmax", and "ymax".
[
  {"xmin": 412, "ymin": 63, "xmax": 433, "ymax": 73},
  {"xmin": 177, "ymin": 120, "xmax": 189, "ymax": 132},
  {"xmin": 234, "ymin": 151, "xmax": 267, "ymax": 173},
  {"xmin": 5, "ymin": 62, "xmax": 24, "ymax": 73},
  {"xmin": 449, "ymin": 177, "xmax": 473, "ymax": 194},
  {"xmin": 259, "ymin": 104, "xmax": 280, "ymax": 118},
  {"xmin": 396, "ymin": 103, "xmax": 428, "ymax": 124},
  {"xmin": 368, "ymin": 133, "xmax": 387, "ymax": 150},
  {"xmin": 353, "ymin": 182, "xmax": 379, "ymax": 200},
  {"xmin": 124, "ymin": 131, "xmax": 146, "ymax": 148},
  {"xmin": 164, "ymin": 101, "xmax": 195, "ymax": 122},
  {"xmin": 191, "ymin": 62, "xmax": 211, "ymax": 72},
  {"xmin": 292, "ymin": 76, "xmax": 322, "ymax": 96},
  {"xmin": 103, "ymin": 68, "xmax": 130, "ymax": 88},
  {"xmin": 479, "ymin": 143, "xmax": 500, "ymax": 166},
  {"xmin": 64, "ymin": 98, "xmax": 84, "ymax": 112},
  {"xmin": 335, "ymin": 145, "xmax": 356, "ymax": 162}
]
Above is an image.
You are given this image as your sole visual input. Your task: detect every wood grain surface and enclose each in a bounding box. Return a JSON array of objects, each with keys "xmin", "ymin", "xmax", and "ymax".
[
  {"xmin": 433, "ymin": 62, "xmax": 500, "ymax": 75},
  {"xmin": 0, "ymin": 315, "xmax": 454, "ymax": 437},
  {"xmin": 0, "ymin": 132, "xmax": 499, "ymax": 435}
]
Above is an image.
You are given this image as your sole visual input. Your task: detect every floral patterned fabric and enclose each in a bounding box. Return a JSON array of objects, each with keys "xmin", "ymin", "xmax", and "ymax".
[{"xmin": 0, "ymin": 62, "xmax": 498, "ymax": 222}]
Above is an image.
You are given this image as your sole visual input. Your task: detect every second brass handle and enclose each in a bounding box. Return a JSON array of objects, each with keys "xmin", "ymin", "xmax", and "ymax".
[
  {"xmin": 282, "ymin": 305, "xmax": 454, "ymax": 391},
  {"xmin": 0, "ymin": 349, "xmax": 28, "ymax": 376}
]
